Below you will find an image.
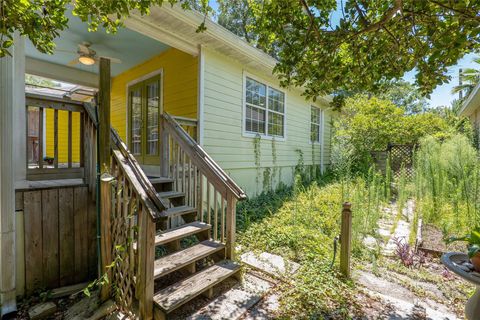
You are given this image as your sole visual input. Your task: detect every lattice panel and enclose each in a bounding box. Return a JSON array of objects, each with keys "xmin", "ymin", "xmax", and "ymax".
[
  {"xmin": 388, "ymin": 144, "xmax": 416, "ymax": 179},
  {"xmin": 110, "ymin": 173, "xmax": 138, "ymax": 315}
]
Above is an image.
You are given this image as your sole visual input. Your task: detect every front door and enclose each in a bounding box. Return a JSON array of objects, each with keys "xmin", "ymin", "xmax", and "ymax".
[{"xmin": 128, "ymin": 74, "xmax": 162, "ymax": 165}]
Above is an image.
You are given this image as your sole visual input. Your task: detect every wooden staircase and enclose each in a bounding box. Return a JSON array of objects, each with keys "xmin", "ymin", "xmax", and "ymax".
[
  {"xmin": 91, "ymin": 111, "xmax": 247, "ymax": 319},
  {"xmin": 149, "ymin": 176, "xmax": 241, "ymax": 319}
]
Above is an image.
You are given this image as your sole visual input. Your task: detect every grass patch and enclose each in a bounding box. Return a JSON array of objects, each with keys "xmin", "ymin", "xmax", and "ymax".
[{"xmin": 236, "ymin": 174, "xmax": 387, "ymax": 318}]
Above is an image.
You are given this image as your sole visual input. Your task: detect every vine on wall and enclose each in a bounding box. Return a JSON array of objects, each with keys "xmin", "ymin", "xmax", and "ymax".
[{"xmin": 253, "ymin": 134, "xmax": 261, "ymax": 192}]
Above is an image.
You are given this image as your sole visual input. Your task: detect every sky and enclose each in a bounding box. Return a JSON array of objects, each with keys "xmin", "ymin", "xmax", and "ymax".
[{"xmin": 403, "ymin": 53, "xmax": 478, "ymax": 108}]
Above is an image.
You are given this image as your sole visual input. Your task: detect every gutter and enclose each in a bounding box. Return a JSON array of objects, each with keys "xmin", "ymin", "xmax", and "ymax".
[{"xmin": 458, "ymin": 82, "xmax": 480, "ymax": 116}]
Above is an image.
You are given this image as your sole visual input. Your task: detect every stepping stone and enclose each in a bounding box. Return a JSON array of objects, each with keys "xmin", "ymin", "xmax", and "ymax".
[
  {"xmin": 240, "ymin": 252, "xmax": 300, "ymax": 279},
  {"xmin": 187, "ymin": 273, "xmax": 274, "ymax": 320},
  {"xmin": 28, "ymin": 302, "xmax": 57, "ymax": 320}
]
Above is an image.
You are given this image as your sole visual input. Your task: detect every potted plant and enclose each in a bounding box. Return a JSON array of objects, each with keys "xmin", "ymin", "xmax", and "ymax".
[{"xmin": 447, "ymin": 227, "xmax": 480, "ymax": 272}]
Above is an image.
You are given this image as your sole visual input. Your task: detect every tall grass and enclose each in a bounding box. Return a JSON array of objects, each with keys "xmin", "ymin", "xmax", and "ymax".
[{"xmin": 412, "ymin": 134, "xmax": 480, "ymax": 235}]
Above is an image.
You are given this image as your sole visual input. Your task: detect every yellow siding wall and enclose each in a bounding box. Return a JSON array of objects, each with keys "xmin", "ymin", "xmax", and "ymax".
[
  {"xmin": 45, "ymin": 109, "xmax": 81, "ymax": 163},
  {"xmin": 110, "ymin": 48, "xmax": 198, "ymax": 141}
]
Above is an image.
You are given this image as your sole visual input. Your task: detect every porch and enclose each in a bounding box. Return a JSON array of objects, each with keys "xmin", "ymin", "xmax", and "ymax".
[{"xmin": 1, "ymin": 7, "xmax": 245, "ymax": 320}]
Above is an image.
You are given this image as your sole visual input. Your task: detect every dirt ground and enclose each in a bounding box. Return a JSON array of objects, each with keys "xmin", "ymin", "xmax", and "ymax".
[{"xmin": 420, "ymin": 223, "xmax": 465, "ymax": 254}]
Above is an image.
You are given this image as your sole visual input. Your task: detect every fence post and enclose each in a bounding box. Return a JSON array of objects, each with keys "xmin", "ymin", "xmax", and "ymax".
[
  {"xmin": 340, "ymin": 202, "xmax": 352, "ymax": 278},
  {"xmin": 100, "ymin": 173, "xmax": 114, "ymax": 302}
]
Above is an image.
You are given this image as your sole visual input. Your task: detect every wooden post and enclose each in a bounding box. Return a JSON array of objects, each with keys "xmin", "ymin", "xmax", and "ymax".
[
  {"xmin": 160, "ymin": 120, "xmax": 169, "ymax": 177},
  {"xmin": 340, "ymin": 202, "xmax": 352, "ymax": 278},
  {"xmin": 225, "ymin": 193, "xmax": 237, "ymax": 260},
  {"xmin": 138, "ymin": 205, "xmax": 155, "ymax": 320},
  {"xmin": 100, "ymin": 173, "xmax": 114, "ymax": 302},
  {"xmin": 98, "ymin": 58, "xmax": 111, "ymax": 173}
]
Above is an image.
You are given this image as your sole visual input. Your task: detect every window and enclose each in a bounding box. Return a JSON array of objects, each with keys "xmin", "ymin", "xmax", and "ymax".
[
  {"xmin": 311, "ymin": 106, "xmax": 322, "ymax": 143},
  {"xmin": 245, "ymin": 77, "xmax": 285, "ymax": 137}
]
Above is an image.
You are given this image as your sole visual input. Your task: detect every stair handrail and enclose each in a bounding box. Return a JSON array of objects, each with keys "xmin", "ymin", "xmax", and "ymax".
[
  {"xmin": 81, "ymin": 102, "xmax": 158, "ymax": 318},
  {"xmin": 81, "ymin": 101, "xmax": 167, "ymax": 217},
  {"xmin": 110, "ymin": 128, "xmax": 169, "ymax": 216},
  {"xmin": 161, "ymin": 112, "xmax": 246, "ymax": 201}
]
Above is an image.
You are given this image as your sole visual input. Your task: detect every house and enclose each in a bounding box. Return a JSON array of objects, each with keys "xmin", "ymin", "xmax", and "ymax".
[
  {"xmin": 0, "ymin": 4, "xmax": 333, "ymax": 319},
  {"xmin": 459, "ymin": 82, "xmax": 480, "ymax": 147}
]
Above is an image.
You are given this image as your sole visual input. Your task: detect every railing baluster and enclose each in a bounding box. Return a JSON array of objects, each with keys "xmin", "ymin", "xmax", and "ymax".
[
  {"xmin": 221, "ymin": 196, "xmax": 225, "ymax": 243},
  {"xmin": 68, "ymin": 111, "xmax": 72, "ymax": 168},
  {"xmin": 214, "ymin": 191, "xmax": 218, "ymax": 241},
  {"xmin": 182, "ymin": 150, "xmax": 186, "ymax": 193},
  {"xmin": 176, "ymin": 144, "xmax": 180, "ymax": 190},
  {"xmin": 193, "ymin": 164, "xmax": 197, "ymax": 209},
  {"xmin": 187, "ymin": 157, "xmax": 192, "ymax": 206},
  {"xmin": 80, "ymin": 112, "xmax": 85, "ymax": 168},
  {"xmin": 207, "ymin": 182, "xmax": 211, "ymax": 225},
  {"xmin": 198, "ymin": 173, "xmax": 203, "ymax": 222},
  {"xmin": 38, "ymin": 107, "xmax": 44, "ymax": 169},
  {"xmin": 54, "ymin": 109, "xmax": 58, "ymax": 168}
]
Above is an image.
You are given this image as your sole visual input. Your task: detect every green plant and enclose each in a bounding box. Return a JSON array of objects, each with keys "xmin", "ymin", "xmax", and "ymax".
[
  {"xmin": 413, "ymin": 134, "xmax": 480, "ymax": 236},
  {"xmin": 447, "ymin": 227, "xmax": 480, "ymax": 258},
  {"xmin": 253, "ymin": 134, "xmax": 261, "ymax": 192}
]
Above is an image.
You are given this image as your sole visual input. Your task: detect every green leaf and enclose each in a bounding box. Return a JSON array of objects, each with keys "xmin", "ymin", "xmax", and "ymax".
[{"xmin": 468, "ymin": 244, "xmax": 480, "ymax": 258}]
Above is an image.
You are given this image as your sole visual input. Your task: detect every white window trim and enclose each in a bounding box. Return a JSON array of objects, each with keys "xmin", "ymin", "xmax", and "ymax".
[
  {"xmin": 310, "ymin": 105, "xmax": 322, "ymax": 145},
  {"xmin": 124, "ymin": 68, "xmax": 164, "ymax": 145},
  {"xmin": 242, "ymin": 71, "xmax": 287, "ymax": 141}
]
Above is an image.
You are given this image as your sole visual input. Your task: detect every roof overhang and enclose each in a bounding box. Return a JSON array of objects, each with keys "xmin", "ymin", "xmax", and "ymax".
[
  {"xmin": 126, "ymin": 4, "xmax": 332, "ymax": 104},
  {"xmin": 127, "ymin": 5, "xmax": 277, "ymax": 73},
  {"xmin": 459, "ymin": 82, "xmax": 480, "ymax": 117}
]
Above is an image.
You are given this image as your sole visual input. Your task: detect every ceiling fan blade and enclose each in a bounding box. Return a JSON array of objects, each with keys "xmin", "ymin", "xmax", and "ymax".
[
  {"xmin": 67, "ymin": 58, "xmax": 79, "ymax": 66},
  {"xmin": 98, "ymin": 56, "xmax": 122, "ymax": 64},
  {"xmin": 78, "ymin": 44, "xmax": 93, "ymax": 54}
]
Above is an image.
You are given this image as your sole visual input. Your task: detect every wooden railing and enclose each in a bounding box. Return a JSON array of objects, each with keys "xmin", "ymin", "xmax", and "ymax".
[
  {"xmin": 160, "ymin": 113, "xmax": 246, "ymax": 258},
  {"xmin": 79, "ymin": 100, "xmax": 162, "ymax": 319},
  {"xmin": 172, "ymin": 115, "xmax": 198, "ymax": 141},
  {"xmin": 26, "ymin": 94, "xmax": 95, "ymax": 182}
]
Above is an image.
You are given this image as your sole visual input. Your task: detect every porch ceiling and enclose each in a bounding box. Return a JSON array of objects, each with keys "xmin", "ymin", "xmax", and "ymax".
[{"xmin": 26, "ymin": 10, "xmax": 170, "ymax": 81}]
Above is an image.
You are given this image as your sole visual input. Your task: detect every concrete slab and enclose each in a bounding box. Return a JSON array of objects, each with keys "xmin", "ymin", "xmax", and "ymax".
[
  {"xmin": 240, "ymin": 252, "xmax": 300, "ymax": 279},
  {"xmin": 187, "ymin": 273, "xmax": 274, "ymax": 320},
  {"xmin": 243, "ymin": 293, "xmax": 280, "ymax": 320}
]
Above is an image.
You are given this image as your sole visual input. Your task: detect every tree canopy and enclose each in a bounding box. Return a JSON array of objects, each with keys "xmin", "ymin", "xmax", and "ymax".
[{"xmin": 3, "ymin": 0, "xmax": 480, "ymax": 98}]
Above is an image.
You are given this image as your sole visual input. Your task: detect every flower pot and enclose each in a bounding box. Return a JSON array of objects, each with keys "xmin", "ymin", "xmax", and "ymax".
[{"xmin": 471, "ymin": 252, "xmax": 480, "ymax": 272}]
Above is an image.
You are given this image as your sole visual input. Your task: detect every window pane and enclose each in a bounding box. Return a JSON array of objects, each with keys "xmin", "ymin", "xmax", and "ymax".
[
  {"xmin": 311, "ymin": 123, "xmax": 320, "ymax": 142},
  {"xmin": 268, "ymin": 87, "xmax": 284, "ymax": 113},
  {"xmin": 311, "ymin": 106, "xmax": 321, "ymax": 124},
  {"xmin": 246, "ymin": 77, "xmax": 266, "ymax": 108},
  {"xmin": 268, "ymin": 112, "xmax": 284, "ymax": 137},
  {"xmin": 246, "ymin": 105, "xmax": 266, "ymax": 134},
  {"xmin": 146, "ymin": 81, "xmax": 160, "ymax": 155},
  {"xmin": 131, "ymin": 89, "xmax": 142, "ymax": 155}
]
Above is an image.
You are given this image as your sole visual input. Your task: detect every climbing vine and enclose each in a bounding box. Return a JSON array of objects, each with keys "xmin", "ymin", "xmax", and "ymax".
[
  {"xmin": 253, "ymin": 134, "xmax": 261, "ymax": 192},
  {"xmin": 271, "ymin": 137, "xmax": 278, "ymax": 189}
]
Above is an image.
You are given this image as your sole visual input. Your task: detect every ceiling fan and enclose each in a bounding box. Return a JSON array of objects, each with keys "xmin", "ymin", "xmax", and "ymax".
[{"xmin": 61, "ymin": 42, "xmax": 122, "ymax": 66}]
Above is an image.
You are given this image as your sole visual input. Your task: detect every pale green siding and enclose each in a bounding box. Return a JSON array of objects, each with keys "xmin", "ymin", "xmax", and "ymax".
[{"xmin": 202, "ymin": 48, "xmax": 334, "ymax": 197}]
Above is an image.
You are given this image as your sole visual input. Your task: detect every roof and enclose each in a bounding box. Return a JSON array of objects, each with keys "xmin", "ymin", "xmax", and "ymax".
[
  {"xmin": 126, "ymin": 5, "xmax": 332, "ymax": 104},
  {"xmin": 458, "ymin": 82, "xmax": 480, "ymax": 116}
]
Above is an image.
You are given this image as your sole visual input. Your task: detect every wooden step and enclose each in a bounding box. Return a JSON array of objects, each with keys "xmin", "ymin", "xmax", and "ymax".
[
  {"xmin": 154, "ymin": 240, "xmax": 225, "ymax": 278},
  {"xmin": 149, "ymin": 177, "xmax": 174, "ymax": 184},
  {"xmin": 157, "ymin": 191, "xmax": 184, "ymax": 201},
  {"xmin": 155, "ymin": 221, "xmax": 210, "ymax": 246},
  {"xmin": 159, "ymin": 205, "xmax": 197, "ymax": 219},
  {"xmin": 154, "ymin": 260, "xmax": 240, "ymax": 314},
  {"xmin": 149, "ymin": 177, "xmax": 174, "ymax": 192}
]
